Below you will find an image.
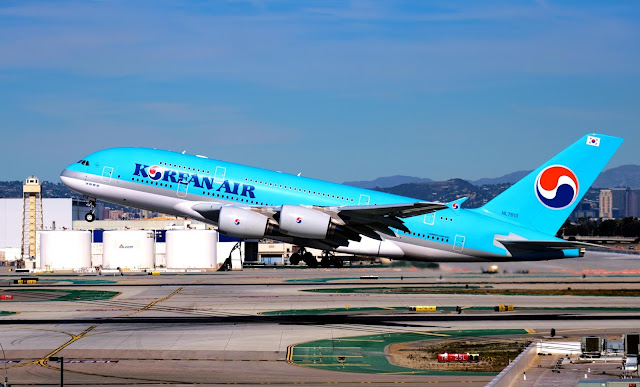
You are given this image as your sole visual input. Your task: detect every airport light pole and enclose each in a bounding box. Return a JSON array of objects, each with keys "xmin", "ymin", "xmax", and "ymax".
[
  {"xmin": 50, "ymin": 356, "xmax": 63, "ymax": 386},
  {"xmin": 0, "ymin": 341, "xmax": 8, "ymax": 387}
]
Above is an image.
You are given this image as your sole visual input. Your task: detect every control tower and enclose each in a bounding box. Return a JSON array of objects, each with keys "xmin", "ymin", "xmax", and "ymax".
[{"xmin": 21, "ymin": 176, "xmax": 43, "ymax": 260}]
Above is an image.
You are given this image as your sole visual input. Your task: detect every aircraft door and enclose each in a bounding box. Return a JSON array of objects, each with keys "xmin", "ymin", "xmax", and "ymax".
[
  {"xmin": 176, "ymin": 175, "xmax": 189, "ymax": 198},
  {"xmin": 101, "ymin": 166, "xmax": 113, "ymax": 183},
  {"xmin": 358, "ymin": 194, "xmax": 370, "ymax": 206},
  {"xmin": 214, "ymin": 167, "xmax": 226, "ymax": 183},
  {"xmin": 453, "ymin": 235, "xmax": 465, "ymax": 252},
  {"xmin": 424, "ymin": 213, "xmax": 435, "ymax": 225}
]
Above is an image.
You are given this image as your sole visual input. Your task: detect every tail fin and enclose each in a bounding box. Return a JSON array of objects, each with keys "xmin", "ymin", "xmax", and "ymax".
[{"xmin": 480, "ymin": 133, "xmax": 623, "ymax": 235}]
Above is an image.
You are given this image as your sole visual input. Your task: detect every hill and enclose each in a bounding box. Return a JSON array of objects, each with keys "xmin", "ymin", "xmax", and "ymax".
[
  {"xmin": 593, "ymin": 165, "xmax": 640, "ymax": 188},
  {"xmin": 377, "ymin": 179, "xmax": 511, "ymax": 208},
  {"xmin": 343, "ymin": 175, "xmax": 432, "ymax": 189},
  {"xmin": 471, "ymin": 170, "xmax": 531, "ymax": 186},
  {"xmin": 0, "ymin": 180, "xmax": 80, "ymax": 199}
]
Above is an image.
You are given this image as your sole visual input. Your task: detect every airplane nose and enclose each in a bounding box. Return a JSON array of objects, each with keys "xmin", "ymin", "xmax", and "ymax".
[
  {"xmin": 59, "ymin": 166, "xmax": 84, "ymax": 191},
  {"xmin": 59, "ymin": 167, "xmax": 72, "ymax": 187}
]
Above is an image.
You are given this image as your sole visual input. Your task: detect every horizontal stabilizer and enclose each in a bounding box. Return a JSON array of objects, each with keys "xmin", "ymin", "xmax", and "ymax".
[{"xmin": 497, "ymin": 239, "xmax": 604, "ymax": 256}]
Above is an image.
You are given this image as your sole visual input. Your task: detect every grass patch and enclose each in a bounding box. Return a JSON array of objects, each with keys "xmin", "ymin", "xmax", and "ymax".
[
  {"xmin": 0, "ymin": 288, "xmax": 119, "ymax": 302},
  {"xmin": 305, "ymin": 287, "xmax": 640, "ymax": 296},
  {"xmin": 290, "ymin": 329, "xmax": 529, "ymax": 375}
]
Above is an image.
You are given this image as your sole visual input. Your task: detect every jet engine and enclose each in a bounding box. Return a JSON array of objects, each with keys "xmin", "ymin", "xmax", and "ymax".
[
  {"xmin": 278, "ymin": 205, "xmax": 336, "ymax": 239},
  {"xmin": 217, "ymin": 206, "xmax": 272, "ymax": 239}
]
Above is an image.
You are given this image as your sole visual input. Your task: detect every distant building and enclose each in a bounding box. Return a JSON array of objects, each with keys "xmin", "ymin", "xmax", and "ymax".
[
  {"xmin": 570, "ymin": 199, "xmax": 598, "ymax": 221},
  {"xmin": 599, "ymin": 188, "xmax": 640, "ymax": 219},
  {"xmin": 599, "ymin": 189, "xmax": 613, "ymax": 218},
  {"xmin": 108, "ymin": 209, "xmax": 124, "ymax": 220}
]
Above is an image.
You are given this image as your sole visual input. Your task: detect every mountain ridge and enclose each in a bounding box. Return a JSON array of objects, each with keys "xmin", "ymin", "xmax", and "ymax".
[{"xmin": 344, "ymin": 164, "xmax": 640, "ymax": 189}]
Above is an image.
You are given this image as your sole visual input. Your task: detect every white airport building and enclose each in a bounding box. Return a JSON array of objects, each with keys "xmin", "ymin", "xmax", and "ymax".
[{"xmin": 0, "ymin": 197, "xmax": 73, "ymax": 263}]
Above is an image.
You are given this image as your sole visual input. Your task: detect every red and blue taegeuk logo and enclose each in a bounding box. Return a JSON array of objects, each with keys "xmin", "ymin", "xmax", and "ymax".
[
  {"xmin": 148, "ymin": 165, "xmax": 162, "ymax": 180},
  {"xmin": 534, "ymin": 165, "xmax": 579, "ymax": 210},
  {"xmin": 296, "ymin": 217, "xmax": 302, "ymax": 224},
  {"xmin": 234, "ymin": 219, "xmax": 240, "ymax": 225}
]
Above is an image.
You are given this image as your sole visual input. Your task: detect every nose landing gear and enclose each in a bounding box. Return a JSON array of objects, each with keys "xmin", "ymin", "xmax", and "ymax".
[{"xmin": 85, "ymin": 199, "xmax": 97, "ymax": 222}]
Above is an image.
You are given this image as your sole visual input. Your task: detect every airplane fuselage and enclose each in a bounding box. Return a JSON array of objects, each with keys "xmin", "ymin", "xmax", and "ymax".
[{"xmin": 60, "ymin": 147, "xmax": 576, "ymax": 263}]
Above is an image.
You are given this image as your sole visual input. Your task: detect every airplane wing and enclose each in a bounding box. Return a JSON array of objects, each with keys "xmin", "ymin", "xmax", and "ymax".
[
  {"xmin": 191, "ymin": 201, "xmax": 447, "ymax": 244},
  {"xmin": 332, "ymin": 202, "xmax": 448, "ymax": 239}
]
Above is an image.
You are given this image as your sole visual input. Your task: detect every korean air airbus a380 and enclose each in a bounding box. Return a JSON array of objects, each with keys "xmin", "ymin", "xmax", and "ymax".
[{"xmin": 60, "ymin": 134, "xmax": 622, "ymax": 267}]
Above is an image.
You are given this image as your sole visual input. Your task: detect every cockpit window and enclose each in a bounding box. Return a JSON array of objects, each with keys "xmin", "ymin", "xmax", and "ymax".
[{"xmin": 78, "ymin": 160, "xmax": 90, "ymax": 166}]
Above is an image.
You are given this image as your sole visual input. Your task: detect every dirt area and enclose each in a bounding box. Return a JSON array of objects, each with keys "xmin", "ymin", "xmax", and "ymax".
[{"xmin": 388, "ymin": 338, "xmax": 530, "ymax": 372}]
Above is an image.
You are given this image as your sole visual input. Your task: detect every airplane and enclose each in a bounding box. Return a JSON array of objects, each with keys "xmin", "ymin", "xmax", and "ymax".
[{"xmin": 60, "ymin": 133, "xmax": 623, "ymax": 267}]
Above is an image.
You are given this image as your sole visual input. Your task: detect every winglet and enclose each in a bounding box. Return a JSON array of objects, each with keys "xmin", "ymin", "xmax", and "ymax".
[{"xmin": 447, "ymin": 197, "xmax": 468, "ymax": 210}]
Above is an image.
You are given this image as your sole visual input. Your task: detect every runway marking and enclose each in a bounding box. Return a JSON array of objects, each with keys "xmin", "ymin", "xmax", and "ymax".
[
  {"xmin": 336, "ymin": 338, "xmax": 385, "ymax": 342},
  {"xmin": 118, "ymin": 286, "xmax": 185, "ymax": 317},
  {"xmin": 525, "ymin": 328, "xmax": 536, "ymax": 334},
  {"xmin": 38, "ymin": 325, "xmax": 97, "ymax": 367},
  {"xmin": 292, "ymin": 355, "xmax": 363, "ymax": 358},
  {"xmin": 304, "ymin": 363, "xmax": 372, "ymax": 367},
  {"xmin": 296, "ymin": 347, "xmax": 362, "ymax": 349},
  {"xmin": 556, "ymin": 328, "xmax": 605, "ymax": 333},
  {"xmin": 287, "ymin": 346, "xmax": 293, "ymax": 363},
  {"xmin": 7, "ymin": 326, "xmax": 96, "ymax": 369},
  {"xmin": 412, "ymin": 332, "xmax": 450, "ymax": 337}
]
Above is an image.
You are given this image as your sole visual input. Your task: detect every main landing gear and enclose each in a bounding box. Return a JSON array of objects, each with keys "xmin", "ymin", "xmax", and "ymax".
[
  {"xmin": 289, "ymin": 249, "xmax": 317, "ymax": 268},
  {"xmin": 85, "ymin": 199, "xmax": 97, "ymax": 222},
  {"xmin": 320, "ymin": 251, "xmax": 343, "ymax": 268},
  {"xmin": 289, "ymin": 249, "xmax": 343, "ymax": 268}
]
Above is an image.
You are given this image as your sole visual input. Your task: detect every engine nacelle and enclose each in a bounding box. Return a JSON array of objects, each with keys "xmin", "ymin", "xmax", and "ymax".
[
  {"xmin": 218, "ymin": 206, "xmax": 270, "ymax": 239},
  {"xmin": 279, "ymin": 205, "xmax": 333, "ymax": 239}
]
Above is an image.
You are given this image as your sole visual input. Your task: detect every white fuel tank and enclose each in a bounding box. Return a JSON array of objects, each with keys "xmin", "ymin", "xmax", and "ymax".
[
  {"xmin": 39, "ymin": 231, "xmax": 92, "ymax": 270},
  {"xmin": 102, "ymin": 230, "xmax": 155, "ymax": 269},
  {"xmin": 166, "ymin": 229, "xmax": 217, "ymax": 268}
]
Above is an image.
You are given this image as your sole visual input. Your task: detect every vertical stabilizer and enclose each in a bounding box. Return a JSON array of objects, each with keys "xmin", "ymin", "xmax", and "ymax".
[{"xmin": 480, "ymin": 134, "xmax": 623, "ymax": 235}]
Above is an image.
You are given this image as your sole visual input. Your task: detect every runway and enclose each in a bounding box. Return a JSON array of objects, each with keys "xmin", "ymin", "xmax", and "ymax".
[{"xmin": 0, "ymin": 251, "xmax": 639, "ymax": 385}]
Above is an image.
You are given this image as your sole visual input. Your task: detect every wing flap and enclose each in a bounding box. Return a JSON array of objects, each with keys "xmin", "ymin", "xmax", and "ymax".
[{"xmin": 337, "ymin": 202, "xmax": 447, "ymax": 218}]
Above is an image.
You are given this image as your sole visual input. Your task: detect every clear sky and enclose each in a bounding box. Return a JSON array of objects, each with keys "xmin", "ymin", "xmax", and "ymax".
[{"xmin": 1, "ymin": 1, "xmax": 638, "ymax": 184}]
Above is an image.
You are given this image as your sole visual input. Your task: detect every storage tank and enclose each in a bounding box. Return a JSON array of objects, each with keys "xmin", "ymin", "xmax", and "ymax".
[
  {"xmin": 102, "ymin": 230, "xmax": 155, "ymax": 270},
  {"xmin": 166, "ymin": 230, "xmax": 217, "ymax": 268},
  {"xmin": 40, "ymin": 231, "xmax": 91, "ymax": 270}
]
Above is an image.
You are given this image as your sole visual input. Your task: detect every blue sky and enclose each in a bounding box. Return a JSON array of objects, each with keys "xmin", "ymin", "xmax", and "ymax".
[{"xmin": 1, "ymin": 1, "xmax": 638, "ymax": 183}]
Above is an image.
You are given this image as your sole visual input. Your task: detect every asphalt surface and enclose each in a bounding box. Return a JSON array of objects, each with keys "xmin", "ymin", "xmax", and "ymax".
[{"xmin": 0, "ymin": 250, "xmax": 639, "ymax": 385}]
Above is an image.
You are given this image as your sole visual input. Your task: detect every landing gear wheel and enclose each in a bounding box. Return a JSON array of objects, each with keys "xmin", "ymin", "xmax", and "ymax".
[
  {"xmin": 332, "ymin": 258, "xmax": 344, "ymax": 268},
  {"xmin": 303, "ymin": 252, "xmax": 318, "ymax": 268},
  {"xmin": 85, "ymin": 198, "xmax": 97, "ymax": 222},
  {"xmin": 289, "ymin": 253, "xmax": 301, "ymax": 265},
  {"xmin": 320, "ymin": 257, "xmax": 331, "ymax": 268}
]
